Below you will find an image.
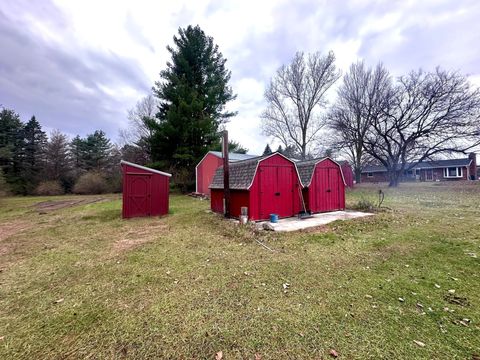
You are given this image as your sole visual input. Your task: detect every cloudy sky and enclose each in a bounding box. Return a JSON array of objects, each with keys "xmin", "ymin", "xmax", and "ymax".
[{"xmin": 1, "ymin": 0, "xmax": 480, "ymax": 154}]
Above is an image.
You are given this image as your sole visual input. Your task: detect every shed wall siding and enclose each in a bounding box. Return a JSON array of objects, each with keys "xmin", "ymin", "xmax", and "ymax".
[
  {"xmin": 341, "ymin": 163, "xmax": 354, "ymax": 188},
  {"xmin": 197, "ymin": 154, "xmax": 223, "ymax": 195},
  {"xmin": 305, "ymin": 159, "xmax": 345, "ymax": 213},
  {"xmin": 249, "ymin": 154, "xmax": 302, "ymax": 220},
  {"xmin": 122, "ymin": 163, "xmax": 169, "ymax": 218},
  {"xmin": 210, "ymin": 189, "xmax": 250, "ymax": 218}
]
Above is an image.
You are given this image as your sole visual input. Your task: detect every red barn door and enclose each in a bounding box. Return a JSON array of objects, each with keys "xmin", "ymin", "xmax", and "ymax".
[
  {"xmin": 259, "ymin": 165, "xmax": 294, "ymax": 219},
  {"xmin": 314, "ymin": 166, "xmax": 342, "ymax": 212},
  {"xmin": 126, "ymin": 174, "xmax": 152, "ymax": 217}
]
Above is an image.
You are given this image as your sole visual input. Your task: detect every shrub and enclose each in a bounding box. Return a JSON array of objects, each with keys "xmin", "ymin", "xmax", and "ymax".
[
  {"xmin": 35, "ymin": 180, "xmax": 64, "ymax": 196},
  {"xmin": 352, "ymin": 198, "xmax": 375, "ymax": 211},
  {"xmin": 73, "ymin": 172, "xmax": 108, "ymax": 194}
]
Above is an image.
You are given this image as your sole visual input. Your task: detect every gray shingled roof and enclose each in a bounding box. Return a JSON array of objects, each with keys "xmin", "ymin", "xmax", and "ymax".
[
  {"xmin": 209, "ymin": 155, "xmax": 266, "ymax": 190},
  {"xmin": 362, "ymin": 158, "xmax": 472, "ymax": 173},
  {"xmin": 208, "ymin": 151, "xmax": 258, "ymax": 162},
  {"xmin": 209, "ymin": 153, "xmax": 305, "ymax": 190},
  {"xmin": 296, "ymin": 158, "xmax": 326, "ymax": 186}
]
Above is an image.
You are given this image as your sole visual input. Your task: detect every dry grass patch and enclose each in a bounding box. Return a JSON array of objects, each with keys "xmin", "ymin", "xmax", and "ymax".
[
  {"xmin": 0, "ymin": 220, "xmax": 32, "ymax": 242},
  {"xmin": 112, "ymin": 222, "xmax": 169, "ymax": 253}
]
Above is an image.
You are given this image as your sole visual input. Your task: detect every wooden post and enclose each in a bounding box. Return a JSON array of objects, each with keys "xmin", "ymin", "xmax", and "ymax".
[{"xmin": 222, "ymin": 130, "xmax": 230, "ymax": 217}]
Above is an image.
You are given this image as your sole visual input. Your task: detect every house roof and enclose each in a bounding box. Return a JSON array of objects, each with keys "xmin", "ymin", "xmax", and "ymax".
[
  {"xmin": 362, "ymin": 158, "xmax": 472, "ymax": 173},
  {"xmin": 296, "ymin": 157, "xmax": 347, "ymax": 186},
  {"xmin": 209, "ymin": 152, "xmax": 300, "ymax": 190},
  {"xmin": 120, "ymin": 160, "xmax": 172, "ymax": 177},
  {"xmin": 208, "ymin": 151, "xmax": 258, "ymax": 162}
]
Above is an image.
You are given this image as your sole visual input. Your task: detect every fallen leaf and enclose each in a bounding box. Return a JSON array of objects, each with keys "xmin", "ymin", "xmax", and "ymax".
[
  {"xmin": 329, "ymin": 349, "xmax": 339, "ymax": 358},
  {"xmin": 0, "ymin": 336, "xmax": 4, "ymax": 341},
  {"xmin": 254, "ymin": 354, "xmax": 262, "ymax": 360},
  {"xmin": 283, "ymin": 283, "xmax": 290, "ymax": 289},
  {"xmin": 54, "ymin": 298, "xmax": 64, "ymax": 304},
  {"xmin": 448, "ymin": 289, "xmax": 455, "ymax": 294},
  {"xmin": 413, "ymin": 340, "xmax": 425, "ymax": 347},
  {"xmin": 398, "ymin": 297, "xmax": 405, "ymax": 302},
  {"xmin": 434, "ymin": 284, "xmax": 441, "ymax": 289},
  {"xmin": 215, "ymin": 350, "xmax": 223, "ymax": 360}
]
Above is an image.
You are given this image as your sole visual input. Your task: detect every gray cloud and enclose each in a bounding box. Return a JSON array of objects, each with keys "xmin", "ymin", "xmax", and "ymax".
[
  {"xmin": 0, "ymin": 4, "xmax": 150, "ymax": 139},
  {"xmin": 1, "ymin": 0, "xmax": 479, "ymax": 153}
]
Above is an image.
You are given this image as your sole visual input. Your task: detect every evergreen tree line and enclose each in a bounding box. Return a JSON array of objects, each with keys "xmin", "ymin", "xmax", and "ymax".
[{"xmin": 0, "ymin": 107, "xmax": 122, "ymax": 195}]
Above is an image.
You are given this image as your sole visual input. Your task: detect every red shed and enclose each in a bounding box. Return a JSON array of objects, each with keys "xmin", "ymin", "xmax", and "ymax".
[
  {"xmin": 195, "ymin": 151, "xmax": 257, "ymax": 196},
  {"xmin": 297, "ymin": 158, "xmax": 346, "ymax": 213},
  {"xmin": 209, "ymin": 153, "xmax": 302, "ymax": 221},
  {"xmin": 339, "ymin": 161, "xmax": 354, "ymax": 188},
  {"xmin": 121, "ymin": 160, "xmax": 172, "ymax": 218}
]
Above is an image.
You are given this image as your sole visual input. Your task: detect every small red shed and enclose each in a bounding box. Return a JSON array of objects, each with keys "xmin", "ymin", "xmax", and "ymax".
[
  {"xmin": 209, "ymin": 153, "xmax": 302, "ymax": 221},
  {"xmin": 297, "ymin": 158, "xmax": 346, "ymax": 213},
  {"xmin": 195, "ymin": 151, "xmax": 257, "ymax": 196},
  {"xmin": 339, "ymin": 161, "xmax": 354, "ymax": 188},
  {"xmin": 121, "ymin": 160, "xmax": 172, "ymax": 218}
]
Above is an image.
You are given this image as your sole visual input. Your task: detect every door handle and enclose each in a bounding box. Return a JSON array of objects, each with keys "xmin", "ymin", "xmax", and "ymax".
[
  {"xmin": 275, "ymin": 192, "xmax": 280, "ymax": 196},
  {"xmin": 326, "ymin": 189, "xmax": 331, "ymax": 193}
]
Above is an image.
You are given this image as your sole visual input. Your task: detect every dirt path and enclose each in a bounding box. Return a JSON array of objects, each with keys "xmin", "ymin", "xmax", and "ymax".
[
  {"xmin": 0, "ymin": 221, "xmax": 32, "ymax": 242},
  {"xmin": 34, "ymin": 198, "xmax": 106, "ymax": 213}
]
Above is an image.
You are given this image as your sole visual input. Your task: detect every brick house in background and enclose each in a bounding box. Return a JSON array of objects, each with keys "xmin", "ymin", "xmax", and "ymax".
[{"xmin": 361, "ymin": 153, "xmax": 477, "ymax": 183}]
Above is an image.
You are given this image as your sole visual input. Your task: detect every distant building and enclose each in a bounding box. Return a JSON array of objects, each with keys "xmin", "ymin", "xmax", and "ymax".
[
  {"xmin": 338, "ymin": 161, "xmax": 354, "ymax": 188},
  {"xmin": 361, "ymin": 153, "xmax": 477, "ymax": 183}
]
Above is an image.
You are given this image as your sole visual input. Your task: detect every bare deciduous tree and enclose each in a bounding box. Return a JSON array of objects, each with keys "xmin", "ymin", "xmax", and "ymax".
[
  {"xmin": 261, "ymin": 51, "xmax": 341, "ymax": 159},
  {"xmin": 364, "ymin": 68, "xmax": 480, "ymax": 187},
  {"xmin": 328, "ymin": 61, "xmax": 391, "ymax": 182},
  {"xmin": 119, "ymin": 94, "xmax": 157, "ymax": 161}
]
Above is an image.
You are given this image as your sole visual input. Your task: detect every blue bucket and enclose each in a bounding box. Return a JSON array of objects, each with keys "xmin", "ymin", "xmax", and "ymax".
[{"xmin": 270, "ymin": 214, "xmax": 278, "ymax": 223}]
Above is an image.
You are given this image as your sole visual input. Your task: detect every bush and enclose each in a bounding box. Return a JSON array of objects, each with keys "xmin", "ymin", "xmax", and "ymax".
[
  {"xmin": 73, "ymin": 172, "xmax": 108, "ymax": 194},
  {"xmin": 35, "ymin": 180, "xmax": 64, "ymax": 196},
  {"xmin": 352, "ymin": 198, "xmax": 375, "ymax": 211}
]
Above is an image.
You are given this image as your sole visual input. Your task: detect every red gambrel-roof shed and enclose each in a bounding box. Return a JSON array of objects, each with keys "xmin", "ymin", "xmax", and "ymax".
[
  {"xmin": 121, "ymin": 160, "xmax": 172, "ymax": 219},
  {"xmin": 209, "ymin": 153, "xmax": 303, "ymax": 221},
  {"xmin": 297, "ymin": 158, "xmax": 346, "ymax": 213},
  {"xmin": 195, "ymin": 151, "xmax": 257, "ymax": 196},
  {"xmin": 338, "ymin": 161, "xmax": 354, "ymax": 188}
]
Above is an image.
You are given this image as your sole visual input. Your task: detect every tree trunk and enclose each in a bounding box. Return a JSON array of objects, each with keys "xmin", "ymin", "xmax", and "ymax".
[
  {"xmin": 388, "ymin": 169, "xmax": 400, "ymax": 187},
  {"xmin": 354, "ymin": 166, "xmax": 362, "ymax": 183}
]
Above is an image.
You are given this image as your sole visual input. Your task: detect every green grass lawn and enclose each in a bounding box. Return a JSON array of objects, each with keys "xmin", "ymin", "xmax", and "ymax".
[{"xmin": 0, "ymin": 183, "xmax": 479, "ymax": 359}]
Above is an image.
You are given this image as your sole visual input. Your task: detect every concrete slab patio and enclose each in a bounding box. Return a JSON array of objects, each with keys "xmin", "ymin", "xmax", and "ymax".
[{"xmin": 259, "ymin": 210, "xmax": 374, "ymax": 232}]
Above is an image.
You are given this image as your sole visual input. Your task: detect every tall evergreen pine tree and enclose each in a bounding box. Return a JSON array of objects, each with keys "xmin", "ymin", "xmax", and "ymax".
[
  {"xmin": 262, "ymin": 144, "xmax": 272, "ymax": 155},
  {"xmin": 149, "ymin": 25, "xmax": 236, "ymax": 188},
  {"xmin": 22, "ymin": 116, "xmax": 47, "ymax": 193},
  {"xmin": 0, "ymin": 108, "xmax": 26, "ymax": 193}
]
